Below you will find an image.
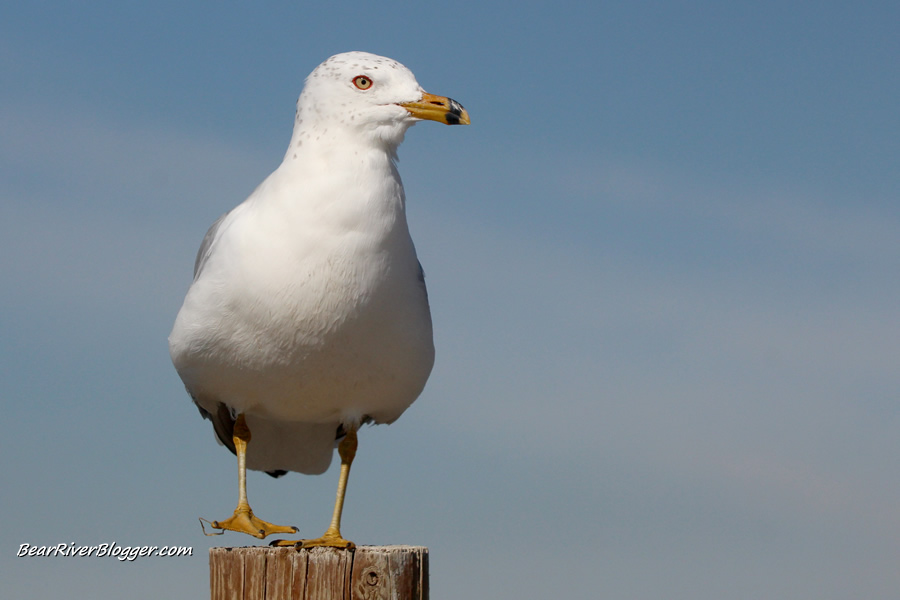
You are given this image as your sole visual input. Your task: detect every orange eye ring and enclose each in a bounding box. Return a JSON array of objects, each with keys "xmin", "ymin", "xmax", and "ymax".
[{"xmin": 353, "ymin": 75, "xmax": 373, "ymax": 90}]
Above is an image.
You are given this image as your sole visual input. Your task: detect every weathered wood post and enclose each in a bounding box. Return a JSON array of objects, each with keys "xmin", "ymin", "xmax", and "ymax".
[{"xmin": 209, "ymin": 545, "xmax": 428, "ymax": 600}]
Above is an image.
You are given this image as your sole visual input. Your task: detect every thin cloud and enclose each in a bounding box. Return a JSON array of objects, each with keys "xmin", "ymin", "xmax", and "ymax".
[{"xmin": 558, "ymin": 156, "xmax": 900, "ymax": 264}]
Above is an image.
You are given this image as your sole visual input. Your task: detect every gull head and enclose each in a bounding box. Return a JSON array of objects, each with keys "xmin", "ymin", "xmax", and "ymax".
[{"xmin": 293, "ymin": 51, "xmax": 469, "ymax": 149}]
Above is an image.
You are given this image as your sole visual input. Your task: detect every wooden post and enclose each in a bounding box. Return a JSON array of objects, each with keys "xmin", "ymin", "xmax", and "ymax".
[{"xmin": 209, "ymin": 546, "xmax": 428, "ymax": 600}]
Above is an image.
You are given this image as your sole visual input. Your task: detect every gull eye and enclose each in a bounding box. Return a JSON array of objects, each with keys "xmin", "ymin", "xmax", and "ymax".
[{"xmin": 353, "ymin": 75, "xmax": 373, "ymax": 90}]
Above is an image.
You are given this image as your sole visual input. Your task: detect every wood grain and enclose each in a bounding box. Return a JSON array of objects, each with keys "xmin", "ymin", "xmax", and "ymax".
[{"xmin": 209, "ymin": 546, "xmax": 428, "ymax": 600}]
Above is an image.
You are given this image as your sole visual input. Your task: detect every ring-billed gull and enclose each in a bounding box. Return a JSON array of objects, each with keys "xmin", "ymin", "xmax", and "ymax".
[{"xmin": 168, "ymin": 51, "xmax": 469, "ymax": 548}]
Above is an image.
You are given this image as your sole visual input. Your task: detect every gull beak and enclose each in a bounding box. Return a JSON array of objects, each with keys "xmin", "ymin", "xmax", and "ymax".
[{"xmin": 401, "ymin": 92, "xmax": 470, "ymax": 125}]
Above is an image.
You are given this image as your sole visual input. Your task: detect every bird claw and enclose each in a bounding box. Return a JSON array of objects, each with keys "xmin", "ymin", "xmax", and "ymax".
[
  {"xmin": 269, "ymin": 530, "xmax": 355, "ymax": 549},
  {"xmin": 200, "ymin": 507, "xmax": 298, "ymax": 539},
  {"xmin": 199, "ymin": 517, "xmax": 225, "ymax": 536}
]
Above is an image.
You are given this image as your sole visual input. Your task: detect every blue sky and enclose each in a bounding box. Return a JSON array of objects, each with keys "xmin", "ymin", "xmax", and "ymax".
[{"xmin": 2, "ymin": 1, "xmax": 899, "ymax": 598}]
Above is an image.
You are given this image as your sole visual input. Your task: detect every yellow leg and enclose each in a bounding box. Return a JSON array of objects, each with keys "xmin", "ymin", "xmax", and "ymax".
[
  {"xmin": 271, "ymin": 428, "xmax": 357, "ymax": 549},
  {"xmin": 202, "ymin": 414, "xmax": 298, "ymax": 539}
]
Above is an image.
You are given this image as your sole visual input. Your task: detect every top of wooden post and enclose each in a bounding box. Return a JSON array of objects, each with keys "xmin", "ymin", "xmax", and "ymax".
[{"xmin": 210, "ymin": 545, "xmax": 428, "ymax": 600}]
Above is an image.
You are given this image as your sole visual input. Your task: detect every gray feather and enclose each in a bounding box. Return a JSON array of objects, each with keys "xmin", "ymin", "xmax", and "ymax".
[{"xmin": 193, "ymin": 211, "xmax": 231, "ymax": 280}]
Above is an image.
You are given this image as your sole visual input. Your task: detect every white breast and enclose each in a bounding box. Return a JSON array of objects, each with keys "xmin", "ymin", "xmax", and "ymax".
[{"xmin": 169, "ymin": 147, "xmax": 435, "ymax": 427}]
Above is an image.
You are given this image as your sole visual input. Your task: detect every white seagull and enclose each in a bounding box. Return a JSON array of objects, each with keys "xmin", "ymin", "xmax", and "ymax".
[{"xmin": 168, "ymin": 51, "xmax": 469, "ymax": 548}]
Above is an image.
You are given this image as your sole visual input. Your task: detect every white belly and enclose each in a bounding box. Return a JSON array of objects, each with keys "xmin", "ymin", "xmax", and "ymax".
[{"xmin": 169, "ymin": 221, "xmax": 434, "ymax": 426}]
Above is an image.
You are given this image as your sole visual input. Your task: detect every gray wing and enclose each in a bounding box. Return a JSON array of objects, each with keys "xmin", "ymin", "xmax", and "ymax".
[
  {"xmin": 192, "ymin": 211, "xmax": 231, "ymax": 281},
  {"xmin": 417, "ymin": 260, "xmax": 429, "ymax": 302}
]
